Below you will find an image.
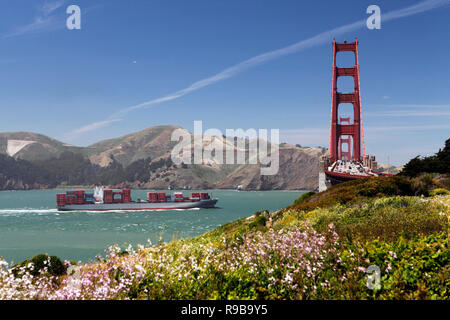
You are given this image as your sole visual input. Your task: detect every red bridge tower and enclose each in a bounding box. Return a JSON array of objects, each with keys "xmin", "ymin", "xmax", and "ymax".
[{"xmin": 329, "ymin": 39, "xmax": 365, "ymax": 163}]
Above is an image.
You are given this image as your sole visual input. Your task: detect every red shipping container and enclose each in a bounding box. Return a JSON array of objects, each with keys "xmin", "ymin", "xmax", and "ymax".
[
  {"xmin": 56, "ymin": 194, "xmax": 66, "ymax": 206},
  {"xmin": 122, "ymin": 193, "xmax": 131, "ymax": 203},
  {"xmin": 76, "ymin": 190, "xmax": 85, "ymax": 200},
  {"xmin": 104, "ymin": 190, "xmax": 113, "ymax": 203},
  {"xmin": 174, "ymin": 193, "xmax": 184, "ymax": 202},
  {"xmin": 66, "ymin": 196, "xmax": 76, "ymax": 205},
  {"xmin": 158, "ymin": 192, "xmax": 166, "ymax": 202},
  {"xmin": 147, "ymin": 192, "xmax": 159, "ymax": 202},
  {"xmin": 190, "ymin": 193, "xmax": 200, "ymax": 201}
]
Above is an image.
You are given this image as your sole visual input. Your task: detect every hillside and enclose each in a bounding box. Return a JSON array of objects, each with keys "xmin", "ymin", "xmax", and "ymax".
[
  {"xmin": 0, "ymin": 132, "xmax": 84, "ymax": 162},
  {"xmin": 0, "ymin": 126, "xmax": 327, "ymax": 190},
  {"xmin": 87, "ymin": 125, "xmax": 181, "ymax": 167}
]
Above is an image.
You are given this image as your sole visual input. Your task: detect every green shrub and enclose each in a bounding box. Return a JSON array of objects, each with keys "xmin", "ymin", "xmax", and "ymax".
[
  {"xmin": 14, "ymin": 254, "xmax": 67, "ymax": 277},
  {"xmin": 399, "ymin": 138, "xmax": 450, "ymax": 177},
  {"xmin": 411, "ymin": 174, "xmax": 434, "ymax": 196},
  {"xmin": 249, "ymin": 215, "xmax": 267, "ymax": 230},
  {"xmin": 430, "ymin": 188, "xmax": 450, "ymax": 196}
]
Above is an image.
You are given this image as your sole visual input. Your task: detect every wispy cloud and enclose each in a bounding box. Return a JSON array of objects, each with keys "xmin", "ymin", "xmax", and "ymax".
[
  {"xmin": 2, "ymin": 0, "xmax": 67, "ymax": 39},
  {"xmin": 69, "ymin": 0, "xmax": 450, "ymax": 137},
  {"xmin": 71, "ymin": 119, "xmax": 122, "ymax": 136},
  {"xmin": 41, "ymin": 0, "xmax": 66, "ymax": 15}
]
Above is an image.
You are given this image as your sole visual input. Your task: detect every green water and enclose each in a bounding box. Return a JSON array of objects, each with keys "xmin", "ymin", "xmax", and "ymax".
[{"xmin": 0, "ymin": 189, "xmax": 305, "ymax": 264}]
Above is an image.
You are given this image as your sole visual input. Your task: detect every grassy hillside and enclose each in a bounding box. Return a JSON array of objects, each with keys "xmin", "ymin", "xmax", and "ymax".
[{"xmin": 1, "ymin": 176, "xmax": 449, "ymax": 300}]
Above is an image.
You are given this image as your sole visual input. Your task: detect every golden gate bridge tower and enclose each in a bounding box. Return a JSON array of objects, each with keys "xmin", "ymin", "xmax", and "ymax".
[
  {"xmin": 319, "ymin": 39, "xmax": 391, "ymax": 191},
  {"xmin": 330, "ymin": 39, "xmax": 363, "ymax": 163}
]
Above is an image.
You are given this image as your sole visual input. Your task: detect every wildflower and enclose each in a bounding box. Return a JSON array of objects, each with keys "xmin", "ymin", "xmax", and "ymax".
[{"xmin": 283, "ymin": 273, "xmax": 293, "ymax": 284}]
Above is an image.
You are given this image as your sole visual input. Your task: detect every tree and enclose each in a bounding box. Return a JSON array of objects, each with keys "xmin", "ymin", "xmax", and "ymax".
[{"xmin": 400, "ymin": 138, "xmax": 450, "ymax": 177}]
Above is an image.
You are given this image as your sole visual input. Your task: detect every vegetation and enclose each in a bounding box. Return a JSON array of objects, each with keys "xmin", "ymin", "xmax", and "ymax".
[
  {"xmin": 279, "ymin": 195, "xmax": 448, "ymax": 242},
  {"xmin": 400, "ymin": 138, "xmax": 449, "ymax": 177},
  {"xmin": 285, "ymin": 174, "xmax": 449, "ymax": 213},
  {"xmin": 12, "ymin": 254, "xmax": 67, "ymax": 277}
]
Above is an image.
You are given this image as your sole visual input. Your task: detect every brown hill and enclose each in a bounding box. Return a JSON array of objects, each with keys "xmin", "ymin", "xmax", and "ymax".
[
  {"xmin": 0, "ymin": 132, "xmax": 84, "ymax": 162},
  {"xmin": 87, "ymin": 125, "xmax": 181, "ymax": 167},
  {"xmin": 0, "ymin": 126, "xmax": 327, "ymax": 190}
]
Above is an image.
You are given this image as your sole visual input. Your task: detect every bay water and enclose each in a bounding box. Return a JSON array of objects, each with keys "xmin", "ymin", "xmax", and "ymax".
[{"xmin": 0, "ymin": 189, "xmax": 305, "ymax": 264}]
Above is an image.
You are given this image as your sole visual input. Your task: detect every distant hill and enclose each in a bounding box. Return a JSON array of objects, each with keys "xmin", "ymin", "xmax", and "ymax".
[
  {"xmin": 0, "ymin": 132, "xmax": 84, "ymax": 162},
  {"xmin": 376, "ymin": 163, "xmax": 402, "ymax": 175},
  {"xmin": 87, "ymin": 125, "xmax": 181, "ymax": 167},
  {"xmin": 0, "ymin": 126, "xmax": 327, "ymax": 190}
]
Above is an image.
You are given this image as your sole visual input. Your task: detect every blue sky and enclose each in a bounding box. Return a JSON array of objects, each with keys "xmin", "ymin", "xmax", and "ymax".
[{"xmin": 0, "ymin": 0, "xmax": 449, "ymax": 166}]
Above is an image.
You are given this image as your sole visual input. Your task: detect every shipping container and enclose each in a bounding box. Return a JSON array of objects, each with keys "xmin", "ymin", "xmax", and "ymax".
[
  {"xmin": 66, "ymin": 195, "xmax": 76, "ymax": 205},
  {"xmin": 147, "ymin": 192, "xmax": 158, "ymax": 203},
  {"xmin": 104, "ymin": 189, "xmax": 113, "ymax": 204},
  {"xmin": 56, "ymin": 194, "xmax": 66, "ymax": 206},
  {"xmin": 158, "ymin": 192, "xmax": 167, "ymax": 202},
  {"xmin": 190, "ymin": 193, "xmax": 200, "ymax": 201},
  {"xmin": 174, "ymin": 193, "xmax": 184, "ymax": 202},
  {"xmin": 200, "ymin": 192, "xmax": 210, "ymax": 200}
]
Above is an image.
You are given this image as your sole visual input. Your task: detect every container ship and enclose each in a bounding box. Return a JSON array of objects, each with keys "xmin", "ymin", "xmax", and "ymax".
[{"xmin": 56, "ymin": 187, "xmax": 218, "ymax": 211}]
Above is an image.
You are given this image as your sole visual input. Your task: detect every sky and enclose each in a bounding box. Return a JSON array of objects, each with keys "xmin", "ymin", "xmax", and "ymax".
[{"xmin": 0, "ymin": 0, "xmax": 449, "ymax": 166}]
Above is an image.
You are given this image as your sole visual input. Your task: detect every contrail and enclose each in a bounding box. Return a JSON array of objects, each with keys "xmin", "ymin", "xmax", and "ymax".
[{"xmin": 70, "ymin": 0, "xmax": 450, "ymax": 137}]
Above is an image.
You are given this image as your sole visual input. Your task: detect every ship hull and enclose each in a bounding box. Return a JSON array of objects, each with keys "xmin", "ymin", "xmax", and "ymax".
[{"xmin": 58, "ymin": 199, "xmax": 218, "ymax": 211}]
